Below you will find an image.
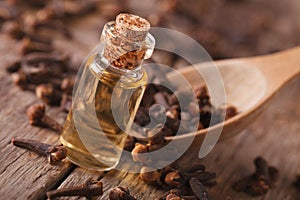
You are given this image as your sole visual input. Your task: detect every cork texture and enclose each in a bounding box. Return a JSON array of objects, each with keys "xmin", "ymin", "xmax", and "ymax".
[{"xmin": 103, "ymin": 13, "xmax": 150, "ymax": 70}]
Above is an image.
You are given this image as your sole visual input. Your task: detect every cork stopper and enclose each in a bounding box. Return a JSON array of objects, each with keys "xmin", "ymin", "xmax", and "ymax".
[
  {"xmin": 102, "ymin": 13, "xmax": 152, "ymax": 70},
  {"xmin": 115, "ymin": 13, "xmax": 150, "ymax": 42}
]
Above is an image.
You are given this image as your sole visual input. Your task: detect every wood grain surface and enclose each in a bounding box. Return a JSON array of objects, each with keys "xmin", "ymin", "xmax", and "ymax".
[{"xmin": 0, "ymin": 10, "xmax": 300, "ymax": 200}]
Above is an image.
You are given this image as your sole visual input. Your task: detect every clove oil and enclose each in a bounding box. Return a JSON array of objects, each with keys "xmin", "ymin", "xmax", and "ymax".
[{"xmin": 60, "ymin": 13, "xmax": 155, "ymax": 170}]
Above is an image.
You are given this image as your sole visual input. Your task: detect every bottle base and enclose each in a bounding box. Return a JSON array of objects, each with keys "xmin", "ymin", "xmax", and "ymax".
[{"xmin": 61, "ymin": 137, "xmax": 118, "ymax": 171}]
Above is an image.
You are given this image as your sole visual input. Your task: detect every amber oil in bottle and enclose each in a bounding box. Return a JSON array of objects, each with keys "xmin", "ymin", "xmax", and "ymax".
[{"xmin": 60, "ymin": 14, "xmax": 155, "ymax": 170}]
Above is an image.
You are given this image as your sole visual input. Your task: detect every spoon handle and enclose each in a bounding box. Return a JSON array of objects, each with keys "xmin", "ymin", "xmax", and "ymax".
[{"xmin": 249, "ymin": 46, "xmax": 300, "ymax": 95}]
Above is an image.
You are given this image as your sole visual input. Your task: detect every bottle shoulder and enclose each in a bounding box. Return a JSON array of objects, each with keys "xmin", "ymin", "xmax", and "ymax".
[{"xmin": 88, "ymin": 54, "xmax": 148, "ymax": 89}]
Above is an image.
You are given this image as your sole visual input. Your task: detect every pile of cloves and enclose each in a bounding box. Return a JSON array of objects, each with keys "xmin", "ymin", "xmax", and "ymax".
[
  {"xmin": 233, "ymin": 157, "xmax": 279, "ymax": 196},
  {"xmin": 132, "ymin": 61, "xmax": 237, "ymax": 141},
  {"xmin": 2, "ymin": 0, "xmax": 97, "ymax": 113},
  {"xmin": 138, "ymin": 83, "xmax": 237, "ymax": 133},
  {"xmin": 122, "ymin": 64, "xmax": 238, "ymax": 168},
  {"xmin": 129, "ymin": 123, "xmax": 216, "ymax": 200},
  {"xmin": 8, "ymin": 52, "xmax": 75, "ymax": 110},
  {"xmin": 124, "ymin": 60, "xmax": 236, "ymax": 199},
  {"xmin": 137, "ymin": 164, "xmax": 216, "ymax": 200},
  {"xmin": 1, "ymin": 0, "xmax": 97, "ymax": 39}
]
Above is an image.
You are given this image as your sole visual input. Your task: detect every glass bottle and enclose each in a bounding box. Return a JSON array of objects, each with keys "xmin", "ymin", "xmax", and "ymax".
[{"xmin": 60, "ymin": 14, "xmax": 155, "ymax": 171}]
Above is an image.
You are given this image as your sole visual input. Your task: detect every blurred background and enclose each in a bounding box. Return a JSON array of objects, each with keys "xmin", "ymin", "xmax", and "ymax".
[
  {"xmin": 1, "ymin": 0, "xmax": 300, "ymax": 64},
  {"xmin": 126, "ymin": 0, "xmax": 300, "ymax": 59}
]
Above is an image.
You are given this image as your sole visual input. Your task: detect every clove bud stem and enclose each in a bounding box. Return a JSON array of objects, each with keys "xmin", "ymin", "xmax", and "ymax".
[
  {"xmin": 26, "ymin": 103, "xmax": 63, "ymax": 133},
  {"xmin": 11, "ymin": 138, "xmax": 67, "ymax": 165},
  {"xmin": 47, "ymin": 179, "xmax": 103, "ymax": 200}
]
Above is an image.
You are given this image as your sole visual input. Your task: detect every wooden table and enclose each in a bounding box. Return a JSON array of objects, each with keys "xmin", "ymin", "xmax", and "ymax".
[{"xmin": 0, "ymin": 13, "xmax": 300, "ymax": 200}]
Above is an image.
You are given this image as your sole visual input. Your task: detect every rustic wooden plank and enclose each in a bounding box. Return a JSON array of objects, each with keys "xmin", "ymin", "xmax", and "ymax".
[
  {"xmin": 0, "ymin": 78, "xmax": 75, "ymax": 199},
  {"xmin": 55, "ymin": 161, "xmax": 165, "ymax": 199},
  {"xmin": 204, "ymin": 77, "xmax": 300, "ymax": 200},
  {"xmin": 56, "ymin": 168, "xmax": 104, "ymax": 200},
  {"xmin": 0, "ymin": 11, "xmax": 110, "ymax": 200},
  {"xmin": 99, "ymin": 170, "xmax": 165, "ymax": 200},
  {"xmin": 0, "ymin": 73, "xmax": 75, "ymax": 199},
  {"xmin": 0, "ymin": 35, "xmax": 76, "ymax": 200}
]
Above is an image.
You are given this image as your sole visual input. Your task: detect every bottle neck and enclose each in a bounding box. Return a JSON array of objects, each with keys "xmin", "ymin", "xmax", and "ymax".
[
  {"xmin": 89, "ymin": 52, "xmax": 145, "ymax": 85},
  {"xmin": 90, "ymin": 16, "xmax": 155, "ymax": 85},
  {"xmin": 100, "ymin": 21, "xmax": 155, "ymax": 70}
]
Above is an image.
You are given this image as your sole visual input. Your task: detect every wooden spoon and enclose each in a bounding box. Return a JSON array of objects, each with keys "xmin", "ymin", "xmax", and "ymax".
[{"xmin": 166, "ymin": 46, "xmax": 300, "ymax": 163}]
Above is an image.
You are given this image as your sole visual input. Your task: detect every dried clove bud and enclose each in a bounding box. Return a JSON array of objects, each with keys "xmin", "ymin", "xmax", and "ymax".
[
  {"xmin": 124, "ymin": 135, "xmax": 136, "ymax": 151},
  {"xmin": 11, "ymin": 71, "xmax": 33, "ymax": 90},
  {"xmin": 109, "ymin": 186, "xmax": 137, "ymax": 200},
  {"xmin": 11, "ymin": 70, "xmax": 39, "ymax": 87},
  {"xmin": 22, "ymin": 53, "xmax": 69, "ymax": 75},
  {"xmin": 254, "ymin": 157, "xmax": 271, "ymax": 184},
  {"xmin": 2, "ymin": 20, "xmax": 25, "ymax": 39},
  {"xmin": 26, "ymin": 103, "xmax": 63, "ymax": 133},
  {"xmin": 194, "ymin": 86, "xmax": 209, "ymax": 100},
  {"xmin": 218, "ymin": 104, "xmax": 238, "ymax": 120},
  {"xmin": 164, "ymin": 170, "xmax": 181, "ymax": 187},
  {"xmin": 140, "ymin": 166, "xmax": 161, "ymax": 183},
  {"xmin": 11, "ymin": 138, "xmax": 67, "ymax": 165},
  {"xmin": 131, "ymin": 143, "xmax": 149, "ymax": 162},
  {"xmin": 35, "ymin": 84, "xmax": 62, "ymax": 105},
  {"xmin": 20, "ymin": 37, "xmax": 53, "ymax": 55},
  {"xmin": 189, "ymin": 178, "xmax": 209, "ymax": 200},
  {"xmin": 232, "ymin": 157, "xmax": 279, "ymax": 196},
  {"xmin": 10, "ymin": 53, "xmax": 70, "ymax": 89},
  {"xmin": 168, "ymin": 93, "xmax": 179, "ymax": 106},
  {"xmin": 47, "ymin": 178, "xmax": 103, "ymax": 199}
]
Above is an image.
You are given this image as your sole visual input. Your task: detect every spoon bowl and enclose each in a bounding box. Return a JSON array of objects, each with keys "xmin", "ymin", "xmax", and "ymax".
[{"xmin": 166, "ymin": 46, "xmax": 300, "ymax": 164}]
